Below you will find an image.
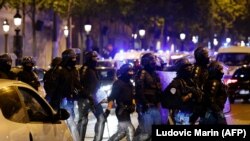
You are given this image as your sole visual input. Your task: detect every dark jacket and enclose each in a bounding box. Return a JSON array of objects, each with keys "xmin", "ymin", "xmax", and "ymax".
[
  {"xmin": 108, "ymin": 77, "xmax": 134, "ymax": 121},
  {"xmin": 17, "ymin": 70, "xmax": 40, "ymax": 90},
  {"xmin": 80, "ymin": 66, "xmax": 100, "ymax": 105},
  {"xmin": 135, "ymin": 69, "xmax": 162, "ymax": 106}
]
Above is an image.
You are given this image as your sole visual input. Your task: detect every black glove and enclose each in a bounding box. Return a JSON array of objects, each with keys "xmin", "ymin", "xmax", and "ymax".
[
  {"xmin": 128, "ymin": 104, "xmax": 136, "ymax": 113},
  {"xmin": 103, "ymin": 109, "xmax": 110, "ymax": 119}
]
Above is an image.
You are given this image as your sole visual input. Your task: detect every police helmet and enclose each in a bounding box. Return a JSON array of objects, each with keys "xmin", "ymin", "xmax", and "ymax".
[
  {"xmin": 62, "ymin": 49, "xmax": 76, "ymax": 60},
  {"xmin": 174, "ymin": 58, "xmax": 192, "ymax": 72},
  {"xmin": 194, "ymin": 46, "xmax": 209, "ymax": 61},
  {"xmin": 84, "ymin": 51, "xmax": 98, "ymax": 63},
  {"xmin": 51, "ymin": 57, "xmax": 62, "ymax": 68},
  {"xmin": 140, "ymin": 52, "xmax": 155, "ymax": 67},
  {"xmin": 119, "ymin": 63, "xmax": 133, "ymax": 76},
  {"xmin": 208, "ymin": 61, "xmax": 223, "ymax": 75},
  {"xmin": 0, "ymin": 54, "xmax": 12, "ymax": 64},
  {"xmin": 22, "ymin": 56, "xmax": 35, "ymax": 66}
]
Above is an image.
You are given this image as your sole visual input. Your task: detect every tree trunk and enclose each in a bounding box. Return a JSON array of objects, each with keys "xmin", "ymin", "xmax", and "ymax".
[
  {"xmin": 32, "ymin": 0, "xmax": 37, "ymax": 58},
  {"xmin": 52, "ymin": 12, "xmax": 59, "ymax": 58}
]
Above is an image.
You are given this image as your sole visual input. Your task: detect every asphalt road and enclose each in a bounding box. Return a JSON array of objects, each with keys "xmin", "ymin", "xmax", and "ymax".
[{"xmin": 83, "ymin": 99, "xmax": 250, "ymax": 141}]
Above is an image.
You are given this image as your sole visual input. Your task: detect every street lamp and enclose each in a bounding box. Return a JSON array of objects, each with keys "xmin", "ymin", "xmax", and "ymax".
[
  {"xmin": 13, "ymin": 9, "xmax": 22, "ymax": 66},
  {"xmin": 226, "ymin": 37, "xmax": 231, "ymax": 47},
  {"xmin": 2, "ymin": 19, "xmax": 10, "ymax": 53},
  {"xmin": 139, "ymin": 29, "xmax": 146, "ymax": 49},
  {"xmin": 192, "ymin": 35, "xmax": 198, "ymax": 44},
  {"xmin": 84, "ymin": 23, "xmax": 92, "ymax": 51},
  {"xmin": 131, "ymin": 33, "xmax": 137, "ymax": 49},
  {"xmin": 180, "ymin": 33, "xmax": 186, "ymax": 51},
  {"xmin": 63, "ymin": 25, "xmax": 70, "ymax": 48}
]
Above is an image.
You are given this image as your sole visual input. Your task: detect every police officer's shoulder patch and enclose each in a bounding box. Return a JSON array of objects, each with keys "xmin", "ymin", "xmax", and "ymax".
[{"xmin": 170, "ymin": 88, "xmax": 176, "ymax": 94}]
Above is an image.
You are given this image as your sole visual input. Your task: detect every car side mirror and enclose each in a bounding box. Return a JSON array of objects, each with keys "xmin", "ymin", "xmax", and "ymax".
[{"xmin": 54, "ymin": 108, "xmax": 70, "ymax": 120}]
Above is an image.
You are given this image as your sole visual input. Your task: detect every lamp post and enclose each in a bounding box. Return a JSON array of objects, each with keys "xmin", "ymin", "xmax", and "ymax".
[
  {"xmin": 3, "ymin": 19, "xmax": 10, "ymax": 53},
  {"xmin": 180, "ymin": 33, "xmax": 186, "ymax": 51},
  {"xmin": 63, "ymin": 25, "xmax": 70, "ymax": 48},
  {"xmin": 139, "ymin": 29, "xmax": 146, "ymax": 49},
  {"xmin": 213, "ymin": 38, "xmax": 218, "ymax": 49},
  {"xmin": 84, "ymin": 23, "xmax": 92, "ymax": 51},
  {"xmin": 131, "ymin": 33, "xmax": 137, "ymax": 49},
  {"xmin": 13, "ymin": 9, "xmax": 22, "ymax": 66},
  {"xmin": 192, "ymin": 35, "xmax": 198, "ymax": 51}
]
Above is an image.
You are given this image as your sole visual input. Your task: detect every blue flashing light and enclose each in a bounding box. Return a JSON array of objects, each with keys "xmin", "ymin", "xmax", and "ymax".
[{"xmin": 158, "ymin": 50, "xmax": 163, "ymax": 54}]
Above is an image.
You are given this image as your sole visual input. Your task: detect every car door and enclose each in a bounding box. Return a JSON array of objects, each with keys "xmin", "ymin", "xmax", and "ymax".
[
  {"xmin": 0, "ymin": 86, "xmax": 30, "ymax": 141},
  {"xmin": 17, "ymin": 87, "xmax": 73, "ymax": 141}
]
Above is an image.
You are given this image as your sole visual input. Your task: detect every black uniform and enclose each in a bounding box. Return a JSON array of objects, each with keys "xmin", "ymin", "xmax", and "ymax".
[
  {"xmin": 43, "ymin": 57, "xmax": 62, "ymax": 103},
  {"xmin": 17, "ymin": 56, "xmax": 40, "ymax": 90},
  {"xmin": 134, "ymin": 53, "xmax": 162, "ymax": 141},
  {"xmin": 162, "ymin": 58, "xmax": 203, "ymax": 125},
  {"xmin": 191, "ymin": 46, "xmax": 210, "ymax": 122},
  {"xmin": 0, "ymin": 54, "xmax": 16, "ymax": 79},
  {"xmin": 78, "ymin": 51, "xmax": 105, "ymax": 141},
  {"xmin": 52, "ymin": 49, "xmax": 85, "ymax": 141},
  {"xmin": 106, "ymin": 64, "xmax": 135, "ymax": 141},
  {"xmin": 200, "ymin": 61, "xmax": 228, "ymax": 124},
  {"xmin": 193, "ymin": 46, "xmax": 210, "ymax": 89}
]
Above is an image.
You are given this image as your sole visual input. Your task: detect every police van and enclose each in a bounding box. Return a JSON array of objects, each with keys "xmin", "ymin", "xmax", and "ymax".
[{"xmin": 216, "ymin": 46, "xmax": 250, "ymax": 84}]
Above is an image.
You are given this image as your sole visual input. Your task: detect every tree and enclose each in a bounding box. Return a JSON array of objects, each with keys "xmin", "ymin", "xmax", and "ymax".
[{"xmin": 210, "ymin": 0, "xmax": 248, "ymax": 42}]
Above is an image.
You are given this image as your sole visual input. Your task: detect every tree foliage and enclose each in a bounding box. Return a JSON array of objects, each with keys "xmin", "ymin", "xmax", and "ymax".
[{"xmin": 1, "ymin": 0, "xmax": 250, "ymax": 40}]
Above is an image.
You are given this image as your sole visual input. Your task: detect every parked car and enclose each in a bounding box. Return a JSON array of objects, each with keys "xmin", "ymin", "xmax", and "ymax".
[
  {"xmin": 0, "ymin": 79, "xmax": 73, "ymax": 141},
  {"xmin": 216, "ymin": 46, "xmax": 250, "ymax": 84},
  {"xmin": 226, "ymin": 65, "xmax": 250, "ymax": 103}
]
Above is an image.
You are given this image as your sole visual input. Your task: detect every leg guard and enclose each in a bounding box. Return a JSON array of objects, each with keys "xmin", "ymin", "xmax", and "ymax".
[
  {"xmin": 93, "ymin": 114, "xmax": 105, "ymax": 141},
  {"xmin": 125, "ymin": 122, "xmax": 135, "ymax": 141},
  {"xmin": 77, "ymin": 99, "xmax": 90, "ymax": 141}
]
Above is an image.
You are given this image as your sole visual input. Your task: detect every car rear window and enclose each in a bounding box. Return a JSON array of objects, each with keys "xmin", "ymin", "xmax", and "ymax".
[{"xmin": 216, "ymin": 53, "xmax": 250, "ymax": 66}]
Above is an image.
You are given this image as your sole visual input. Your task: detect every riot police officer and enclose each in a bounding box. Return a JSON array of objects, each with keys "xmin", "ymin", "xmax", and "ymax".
[
  {"xmin": 161, "ymin": 58, "xmax": 203, "ymax": 125},
  {"xmin": 192, "ymin": 46, "xmax": 210, "ymax": 123},
  {"xmin": 78, "ymin": 51, "xmax": 105, "ymax": 141},
  {"xmin": 104, "ymin": 63, "xmax": 136, "ymax": 141},
  {"xmin": 200, "ymin": 61, "xmax": 228, "ymax": 124},
  {"xmin": 17, "ymin": 56, "xmax": 40, "ymax": 90},
  {"xmin": 193, "ymin": 46, "xmax": 210, "ymax": 89},
  {"xmin": 43, "ymin": 57, "xmax": 62, "ymax": 103},
  {"xmin": 134, "ymin": 53, "xmax": 162, "ymax": 141},
  {"xmin": 52, "ymin": 49, "xmax": 84, "ymax": 141},
  {"xmin": 0, "ymin": 53, "xmax": 16, "ymax": 79}
]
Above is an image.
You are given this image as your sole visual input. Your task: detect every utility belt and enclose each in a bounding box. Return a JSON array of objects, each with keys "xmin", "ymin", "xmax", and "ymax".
[
  {"xmin": 117, "ymin": 104, "xmax": 131, "ymax": 109},
  {"xmin": 137, "ymin": 103, "xmax": 158, "ymax": 109},
  {"xmin": 117, "ymin": 103, "xmax": 135, "ymax": 114},
  {"xmin": 143, "ymin": 89, "xmax": 158, "ymax": 95}
]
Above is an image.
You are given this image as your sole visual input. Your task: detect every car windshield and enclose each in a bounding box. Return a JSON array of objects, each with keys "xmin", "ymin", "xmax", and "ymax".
[
  {"xmin": 216, "ymin": 53, "xmax": 250, "ymax": 66},
  {"xmin": 97, "ymin": 61, "xmax": 114, "ymax": 67},
  {"xmin": 97, "ymin": 69, "xmax": 116, "ymax": 81}
]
